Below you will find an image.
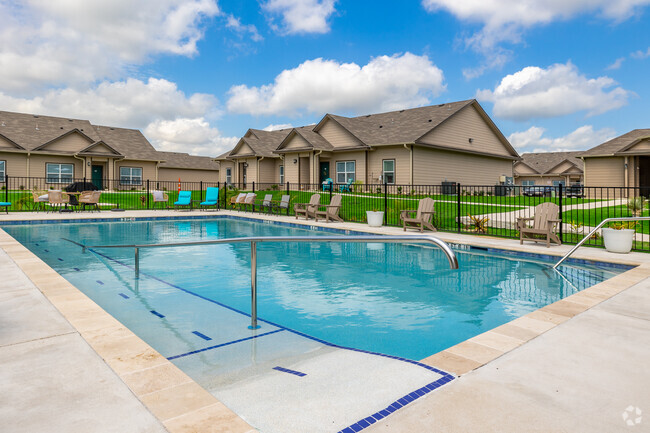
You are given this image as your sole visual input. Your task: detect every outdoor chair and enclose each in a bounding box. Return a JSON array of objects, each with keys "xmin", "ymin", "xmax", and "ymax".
[
  {"xmin": 174, "ymin": 190, "xmax": 192, "ymax": 210},
  {"xmin": 517, "ymin": 202, "xmax": 562, "ymax": 248},
  {"xmin": 294, "ymin": 193, "xmax": 320, "ymax": 220},
  {"xmin": 339, "ymin": 178, "xmax": 353, "ymax": 192},
  {"xmin": 315, "ymin": 194, "xmax": 343, "ymax": 223},
  {"xmin": 200, "ymin": 187, "xmax": 219, "ymax": 211},
  {"xmin": 78, "ymin": 191, "xmax": 101, "ymax": 212},
  {"xmin": 322, "ymin": 178, "xmax": 333, "ymax": 192},
  {"xmin": 152, "ymin": 190, "xmax": 169, "ymax": 209},
  {"xmin": 231, "ymin": 193, "xmax": 246, "ymax": 210},
  {"xmin": 0, "ymin": 201, "xmax": 11, "ymax": 214},
  {"xmin": 259, "ymin": 194, "xmax": 274, "ymax": 213},
  {"xmin": 242, "ymin": 193, "xmax": 257, "ymax": 212},
  {"xmin": 401, "ymin": 197, "xmax": 436, "ymax": 232},
  {"xmin": 31, "ymin": 190, "xmax": 49, "ymax": 211},
  {"xmin": 277, "ymin": 195, "xmax": 291, "ymax": 215},
  {"xmin": 47, "ymin": 191, "xmax": 71, "ymax": 213}
]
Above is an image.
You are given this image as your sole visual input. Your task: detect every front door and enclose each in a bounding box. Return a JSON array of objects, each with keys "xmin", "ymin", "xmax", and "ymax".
[
  {"xmin": 319, "ymin": 161, "xmax": 330, "ymax": 183},
  {"xmin": 639, "ymin": 157, "xmax": 650, "ymax": 196},
  {"xmin": 239, "ymin": 163, "xmax": 247, "ymax": 187},
  {"xmin": 91, "ymin": 165, "xmax": 103, "ymax": 190}
]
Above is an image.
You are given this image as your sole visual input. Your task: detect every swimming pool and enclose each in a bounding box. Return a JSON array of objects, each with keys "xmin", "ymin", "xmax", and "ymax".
[{"xmin": 3, "ymin": 216, "xmax": 626, "ymax": 364}]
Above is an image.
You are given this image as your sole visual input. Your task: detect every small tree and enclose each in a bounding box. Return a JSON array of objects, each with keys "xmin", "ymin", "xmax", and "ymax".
[{"xmin": 627, "ymin": 196, "xmax": 646, "ymax": 217}]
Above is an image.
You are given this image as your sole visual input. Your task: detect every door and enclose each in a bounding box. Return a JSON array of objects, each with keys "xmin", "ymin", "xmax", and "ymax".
[
  {"xmin": 319, "ymin": 161, "xmax": 330, "ymax": 183},
  {"xmin": 639, "ymin": 157, "xmax": 650, "ymax": 196},
  {"xmin": 91, "ymin": 165, "xmax": 103, "ymax": 190},
  {"xmin": 239, "ymin": 163, "xmax": 247, "ymax": 187}
]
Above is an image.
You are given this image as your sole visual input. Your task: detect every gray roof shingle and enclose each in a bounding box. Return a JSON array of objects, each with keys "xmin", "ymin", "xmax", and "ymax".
[
  {"xmin": 517, "ymin": 152, "xmax": 584, "ymax": 174},
  {"xmin": 581, "ymin": 129, "xmax": 650, "ymax": 157},
  {"xmin": 158, "ymin": 152, "xmax": 220, "ymax": 170}
]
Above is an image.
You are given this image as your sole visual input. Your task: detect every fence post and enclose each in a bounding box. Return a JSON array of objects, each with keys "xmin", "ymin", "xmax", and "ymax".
[
  {"xmin": 286, "ymin": 182, "xmax": 290, "ymax": 215},
  {"xmin": 200, "ymin": 181, "xmax": 203, "ymax": 201},
  {"xmin": 558, "ymin": 183, "xmax": 563, "ymax": 243},
  {"xmin": 384, "ymin": 182, "xmax": 388, "ymax": 226},
  {"xmin": 457, "ymin": 183, "xmax": 461, "ymax": 233},
  {"xmin": 252, "ymin": 181, "xmax": 255, "ymax": 193},
  {"xmin": 146, "ymin": 179, "xmax": 150, "ymax": 210},
  {"xmin": 5, "ymin": 175, "xmax": 8, "ymax": 204}
]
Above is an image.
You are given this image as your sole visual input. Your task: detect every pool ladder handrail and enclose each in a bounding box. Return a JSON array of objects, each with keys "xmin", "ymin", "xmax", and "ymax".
[
  {"xmin": 553, "ymin": 216, "xmax": 650, "ymax": 269},
  {"xmin": 67, "ymin": 235, "xmax": 459, "ymax": 330}
]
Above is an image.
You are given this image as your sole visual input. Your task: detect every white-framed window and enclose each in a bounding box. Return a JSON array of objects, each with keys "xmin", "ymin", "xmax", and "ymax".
[
  {"xmin": 119, "ymin": 166, "xmax": 142, "ymax": 185},
  {"xmin": 226, "ymin": 167, "xmax": 232, "ymax": 184},
  {"xmin": 522, "ymin": 180, "xmax": 535, "ymax": 186},
  {"xmin": 279, "ymin": 165, "xmax": 284, "ymax": 184},
  {"xmin": 336, "ymin": 161, "xmax": 355, "ymax": 183},
  {"xmin": 0, "ymin": 161, "xmax": 5, "ymax": 180},
  {"xmin": 552, "ymin": 180, "xmax": 565, "ymax": 186},
  {"xmin": 46, "ymin": 163, "xmax": 74, "ymax": 183},
  {"xmin": 382, "ymin": 159, "xmax": 395, "ymax": 184}
]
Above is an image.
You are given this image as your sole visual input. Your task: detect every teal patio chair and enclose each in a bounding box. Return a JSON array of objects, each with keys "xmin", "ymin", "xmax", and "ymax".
[
  {"xmin": 200, "ymin": 187, "xmax": 219, "ymax": 211},
  {"xmin": 322, "ymin": 178, "xmax": 333, "ymax": 192},
  {"xmin": 0, "ymin": 201, "xmax": 11, "ymax": 214},
  {"xmin": 339, "ymin": 178, "xmax": 353, "ymax": 192},
  {"xmin": 174, "ymin": 190, "xmax": 192, "ymax": 210}
]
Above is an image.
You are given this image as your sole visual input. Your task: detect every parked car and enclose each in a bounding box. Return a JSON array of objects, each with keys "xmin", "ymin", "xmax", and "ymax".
[
  {"xmin": 522, "ymin": 186, "xmax": 553, "ymax": 197},
  {"xmin": 565, "ymin": 185, "xmax": 584, "ymax": 198}
]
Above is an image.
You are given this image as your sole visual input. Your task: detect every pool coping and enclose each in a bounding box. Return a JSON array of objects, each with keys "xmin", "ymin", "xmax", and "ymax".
[{"xmin": 2, "ymin": 209, "xmax": 650, "ymax": 432}]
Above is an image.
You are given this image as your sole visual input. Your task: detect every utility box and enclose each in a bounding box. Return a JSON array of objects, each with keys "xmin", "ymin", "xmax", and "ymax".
[{"xmin": 441, "ymin": 181, "xmax": 457, "ymax": 195}]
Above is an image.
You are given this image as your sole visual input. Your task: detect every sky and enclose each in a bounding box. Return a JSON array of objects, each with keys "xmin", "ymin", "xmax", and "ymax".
[{"xmin": 0, "ymin": 0, "xmax": 649, "ymax": 157}]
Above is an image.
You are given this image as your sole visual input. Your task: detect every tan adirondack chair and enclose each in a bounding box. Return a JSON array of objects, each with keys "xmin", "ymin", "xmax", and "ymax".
[
  {"xmin": 517, "ymin": 202, "xmax": 562, "ymax": 247},
  {"xmin": 315, "ymin": 194, "xmax": 343, "ymax": 223},
  {"xmin": 78, "ymin": 191, "xmax": 102, "ymax": 212},
  {"xmin": 401, "ymin": 197, "xmax": 436, "ymax": 232},
  {"xmin": 294, "ymin": 193, "xmax": 320, "ymax": 220},
  {"xmin": 230, "ymin": 193, "xmax": 246, "ymax": 210},
  {"xmin": 242, "ymin": 193, "xmax": 257, "ymax": 211}
]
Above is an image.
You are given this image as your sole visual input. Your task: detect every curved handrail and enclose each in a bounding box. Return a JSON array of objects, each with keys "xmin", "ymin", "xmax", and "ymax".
[
  {"xmin": 553, "ymin": 216, "xmax": 650, "ymax": 269},
  {"xmin": 65, "ymin": 235, "xmax": 459, "ymax": 329}
]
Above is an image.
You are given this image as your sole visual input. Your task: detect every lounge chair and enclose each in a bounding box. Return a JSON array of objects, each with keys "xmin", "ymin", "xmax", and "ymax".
[
  {"xmin": 322, "ymin": 178, "xmax": 333, "ymax": 192},
  {"xmin": 277, "ymin": 195, "xmax": 291, "ymax": 215},
  {"xmin": 242, "ymin": 193, "xmax": 257, "ymax": 211},
  {"xmin": 401, "ymin": 197, "xmax": 436, "ymax": 232},
  {"xmin": 517, "ymin": 202, "xmax": 562, "ymax": 248},
  {"xmin": 47, "ymin": 191, "xmax": 70, "ymax": 213},
  {"xmin": 230, "ymin": 193, "xmax": 246, "ymax": 210},
  {"xmin": 339, "ymin": 178, "xmax": 353, "ymax": 192},
  {"xmin": 294, "ymin": 194, "xmax": 320, "ymax": 220},
  {"xmin": 31, "ymin": 190, "xmax": 49, "ymax": 211},
  {"xmin": 78, "ymin": 191, "xmax": 101, "ymax": 212},
  {"xmin": 259, "ymin": 194, "xmax": 274, "ymax": 213},
  {"xmin": 0, "ymin": 201, "xmax": 11, "ymax": 214},
  {"xmin": 200, "ymin": 187, "xmax": 219, "ymax": 211},
  {"xmin": 315, "ymin": 194, "xmax": 343, "ymax": 223},
  {"xmin": 174, "ymin": 190, "xmax": 192, "ymax": 210},
  {"xmin": 152, "ymin": 190, "xmax": 169, "ymax": 209}
]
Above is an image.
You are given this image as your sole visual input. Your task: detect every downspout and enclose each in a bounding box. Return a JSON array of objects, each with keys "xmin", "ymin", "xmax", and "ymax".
[
  {"xmin": 314, "ymin": 150, "xmax": 322, "ymax": 183},
  {"xmin": 365, "ymin": 150, "xmax": 369, "ymax": 185},
  {"xmin": 26, "ymin": 152, "xmax": 30, "ymax": 177},
  {"xmin": 404, "ymin": 143, "xmax": 413, "ymax": 185},
  {"xmin": 156, "ymin": 160, "xmax": 161, "ymax": 182},
  {"xmin": 73, "ymin": 153, "xmax": 86, "ymax": 178},
  {"xmin": 257, "ymin": 156, "xmax": 264, "ymax": 183},
  {"xmin": 624, "ymin": 156, "xmax": 629, "ymax": 197}
]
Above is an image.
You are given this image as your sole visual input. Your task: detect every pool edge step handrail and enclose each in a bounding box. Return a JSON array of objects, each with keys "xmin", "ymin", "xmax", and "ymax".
[
  {"xmin": 553, "ymin": 216, "xmax": 650, "ymax": 269},
  {"xmin": 64, "ymin": 234, "xmax": 459, "ymax": 330}
]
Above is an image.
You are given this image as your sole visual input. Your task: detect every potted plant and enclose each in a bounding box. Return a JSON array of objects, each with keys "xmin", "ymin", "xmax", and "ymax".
[
  {"xmin": 366, "ymin": 209, "xmax": 384, "ymax": 227},
  {"xmin": 602, "ymin": 221, "xmax": 637, "ymax": 254}
]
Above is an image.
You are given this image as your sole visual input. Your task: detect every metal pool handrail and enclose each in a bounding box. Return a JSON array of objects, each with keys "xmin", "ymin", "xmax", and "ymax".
[
  {"xmin": 553, "ymin": 216, "xmax": 650, "ymax": 269},
  {"xmin": 66, "ymin": 235, "xmax": 459, "ymax": 330}
]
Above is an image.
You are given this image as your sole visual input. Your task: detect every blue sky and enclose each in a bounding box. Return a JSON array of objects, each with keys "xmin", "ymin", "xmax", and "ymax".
[{"xmin": 0, "ymin": 0, "xmax": 649, "ymax": 157}]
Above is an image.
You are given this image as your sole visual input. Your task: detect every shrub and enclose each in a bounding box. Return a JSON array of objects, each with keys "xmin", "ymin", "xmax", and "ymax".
[
  {"xmin": 271, "ymin": 184, "xmax": 279, "ymax": 191},
  {"xmin": 397, "ymin": 186, "xmax": 402, "ymax": 195}
]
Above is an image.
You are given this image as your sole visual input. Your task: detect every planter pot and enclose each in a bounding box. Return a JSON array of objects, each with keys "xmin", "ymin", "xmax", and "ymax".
[
  {"xmin": 602, "ymin": 228, "xmax": 635, "ymax": 254},
  {"xmin": 366, "ymin": 211, "xmax": 384, "ymax": 227}
]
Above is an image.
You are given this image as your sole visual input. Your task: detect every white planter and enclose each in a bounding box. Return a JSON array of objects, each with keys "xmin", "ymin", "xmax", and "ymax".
[
  {"xmin": 366, "ymin": 211, "xmax": 384, "ymax": 227},
  {"xmin": 602, "ymin": 228, "xmax": 635, "ymax": 254}
]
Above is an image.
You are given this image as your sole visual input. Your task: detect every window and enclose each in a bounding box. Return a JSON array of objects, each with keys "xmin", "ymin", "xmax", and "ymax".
[
  {"xmin": 226, "ymin": 167, "xmax": 232, "ymax": 184},
  {"xmin": 0, "ymin": 161, "xmax": 5, "ymax": 180},
  {"xmin": 279, "ymin": 165, "xmax": 284, "ymax": 184},
  {"xmin": 382, "ymin": 159, "xmax": 395, "ymax": 184},
  {"xmin": 119, "ymin": 167, "xmax": 142, "ymax": 185},
  {"xmin": 46, "ymin": 163, "xmax": 73, "ymax": 183},
  {"xmin": 522, "ymin": 180, "xmax": 535, "ymax": 186},
  {"xmin": 336, "ymin": 161, "xmax": 355, "ymax": 183},
  {"xmin": 552, "ymin": 180, "xmax": 565, "ymax": 186}
]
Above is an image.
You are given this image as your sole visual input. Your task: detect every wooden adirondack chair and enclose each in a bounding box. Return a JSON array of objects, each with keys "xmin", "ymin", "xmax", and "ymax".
[
  {"xmin": 294, "ymin": 194, "xmax": 320, "ymax": 220},
  {"xmin": 315, "ymin": 194, "xmax": 343, "ymax": 223},
  {"xmin": 517, "ymin": 202, "xmax": 562, "ymax": 247},
  {"xmin": 401, "ymin": 197, "xmax": 436, "ymax": 232}
]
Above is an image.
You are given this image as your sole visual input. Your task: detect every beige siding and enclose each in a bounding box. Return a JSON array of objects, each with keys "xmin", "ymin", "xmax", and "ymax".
[
  {"xmin": 28, "ymin": 154, "xmax": 82, "ymax": 179},
  {"xmin": 0, "ymin": 153, "xmax": 28, "ymax": 177},
  {"xmin": 276, "ymin": 159, "xmax": 285, "ymax": 185},
  {"xmin": 367, "ymin": 146, "xmax": 410, "ymax": 184},
  {"xmin": 333, "ymin": 151, "xmax": 366, "ymax": 184},
  {"xmin": 318, "ymin": 119, "xmax": 363, "ymax": 148},
  {"xmin": 86, "ymin": 143, "xmax": 119, "ymax": 155},
  {"xmin": 299, "ymin": 156, "xmax": 310, "ymax": 184},
  {"xmin": 513, "ymin": 163, "xmax": 537, "ymax": 175},
  {"xmin": 284, "ymin": 152, "xmax": 300, "ymax": 183},
  {"xmin": 283, "ymin": 134, "xmax": 310, "ymax": 149},
  {"xmin": 626, "ymin": 139, "xmax": 650, "ymax": 152},
  {"xmin": 412, "ymin": 147, "xmax": 513, "ymax": 185},
  {"xmin": 115, "ymin": 160, "xmax": 156, "ymax": 185},
  {"xmin": 584, "ymin": 157, "xmax": 624, "ymax": 187},
  {"xmin": 232, "ymin": 142, "xmax": 254, "ymax": 156},
  {"xmin": 0, "ymin": 136, "xmax": 19, "ymax": 149},
  {"xmin": 42, "ymin": 132, "xmax": 92, "ymax": 153},
  {"xmin": 258, "ymin": 158, "xmax": 278, "ymax": 184},
  {"xmin": 418, "ymin": 105, "xmax": 514, "ymax": 157},
  {"xmin": 219, "ymin": 161, "xmax": 235, "ymax": 184},
  {"xmin": 515, "ymin": 175, "xmax": 563, "ymax": 186},
  {"xmin": 158, "ymin": 168, "xmax": 218, "ymax": 183}
]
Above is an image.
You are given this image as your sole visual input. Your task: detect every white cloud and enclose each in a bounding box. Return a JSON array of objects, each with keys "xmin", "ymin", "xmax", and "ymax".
[
  {"xmin": 509, "ymin": 125, "xmax": 616, "ymax": 153},
  {"xmin": 0, "ymin": 0, "xmax": 219, "ymax": 93},
  {"xmin": 145, "ymin": 118, "xmax": 238, "ymax": 156},
  {"xmin": 631, "ymin": 47, "xmax": 650, "ymax": 59},
  {"xmin": 477, "ymin": 62, "xmax": 631, "ymax": 120},
  {"xmin": 263, "ymin": 123, "xmax": 293, "ymax": 131},
  {"xmin": 226, "ymin": 14, "xmax": 263, "ymax": 41},
  {"xmin": 226, "ymin": 52, "xmax": 445, "ymax": 116},
  {"xmin": 606, "ymin": 57, "xmax": 626, "ymax": 70},
  {"xmin": 262, "ymin": 0, "xmax": 336, "ymax": 34}
]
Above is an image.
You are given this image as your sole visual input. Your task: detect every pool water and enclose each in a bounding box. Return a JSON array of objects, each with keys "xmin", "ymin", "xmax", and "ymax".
[{"xmin": 4, "ymin": 218, "xmax": 624, "ymax": 362}]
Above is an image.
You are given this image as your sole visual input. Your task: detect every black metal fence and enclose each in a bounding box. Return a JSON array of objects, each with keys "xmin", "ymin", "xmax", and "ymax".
[{"xmin": 2, "ymin": 176, "xmax": 650, "ymax": 252}]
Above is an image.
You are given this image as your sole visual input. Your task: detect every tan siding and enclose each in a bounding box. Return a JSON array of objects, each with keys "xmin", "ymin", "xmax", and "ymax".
[
  {"xmin": 276, "ymin": 159, "xmax": 284, "ymax": 185},
  {"xmin": 584, "ymin": 157, "xmax": 624, "ymax": 187},
  {"xmin": 42, "ymin": 132, "xmax": 92, "ymax": 152},
  {"xmin": 158, "ymin": 168, "xmax": 219, "ymax": 183},
  {"xmin": 418, "ymin": 105, "xmax": 514, "ymax": 157},
  {"xmin": 0, "ymin": 136, "xmax": 18, "ymax": 148},
  {"xmin": 333, "ymin": 151, "xmax": 366, "ymax": 184},
  {"xmin": 513, "ymin": 163, "xmax": 537, "ymax": 175},
  {"xmin": 258, "ymin": 158, "xmax": 277, "ymax": 184},
  {"xmin": 515, "ymin": 175, "xmax": 564, "ymax": 186},
  {"xmin": 284, "ymin": 152, "xmax": 300, "ymax": 183},
  {"xmin": 86, "ymin": 143, "xmax": 119, "ymax": 155},
  {"xmin": 318, "ymin": 119, "xmax": 362, "ymax": 148},
  {"xmin": 367, "ymin": 146, "xmax": 410, "ymax": 184},
  {"xmin": 551, "ymin": 161, "xmax": 576, "ymax": 173},
  {"xmin": 299, "ymin": 156, "xmax": 310, "ymax": 184},
  {"xmin": 1, "ymin": 153, "xmax": 28, "ymax": 177},
  {"xmin": 28, "ymin": 154, "xmax": 82, "ymax": 179},
  {"xmin": 232, "ymin": 142, "xmax": 254, "ymax": 156},
  {"xmin": 219, "ymin": 161, "xmax": 235, "ymax": 184},
  {"xmin": 283, "ymin": 134, "xmax": 310, "ymax": 149},
  {"xmin": 626, "ymin": 140, "xmax": 650, "ymax": 152},
  {"xmin": 412, "ymin": 147, "xmax": 513, "ymax": 185},
  {"xmin": 115, "ymin": 160, "xmax": 156, "ymax": 185}
]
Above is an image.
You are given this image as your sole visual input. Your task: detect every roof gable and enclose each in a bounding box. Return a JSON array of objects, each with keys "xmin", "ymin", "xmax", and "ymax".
[
  {"xmin": 582, "ymin": 129, "xmax": 650, "ymax": 157},
  {"xmin": 34, "ymin": 129, "xmax": 95, "ymax": 152},
  {"xmin": 617, "ymin": 137, "xmax": 650, "ymax": 154},
  {"xmin": 313, "ymin": 116, "xmax": 366, "ymax": 149},
  {"xmin": 230, "ymin": 139, "xmax": 256, "ymax": 156},
  {"xmin": 514, "ymin": 161, "xmax": 539, "ymax": 175},
  {"xmin": 0, "ymin": 132, "xmax": 24, "ymax": 150},
  {"xmin": 77, "ymin": 140, "xmax": 122, "ymax": 156},
  {"xmin": 518, "ymin": 152, "xmax": 585, "ymax": 174}
]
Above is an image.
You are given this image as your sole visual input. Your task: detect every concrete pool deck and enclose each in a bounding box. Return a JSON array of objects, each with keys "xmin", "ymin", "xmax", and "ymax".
[{"xmin": 1, "ymin": 209, "xmax": 649, "ymax": 432}]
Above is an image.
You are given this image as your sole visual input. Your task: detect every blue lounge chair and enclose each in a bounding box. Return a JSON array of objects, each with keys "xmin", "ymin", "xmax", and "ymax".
[
  {"xmin": 339, "ymin": 178, "xmax": 353, "ymax": 192},
  {"xmin": 174, "ymin": 190, "xmax": 192, "ymax": 210},
  {"xmin": 322, "ymin": 178, "xmax": 333, "ymax": 192},
  {"xmin": 0, "ymin": 202, "xmax": 11, "ymax": 214},
  {"xmin": 200, "ymin": 187, "xmax": 219, "ymax": 211}
]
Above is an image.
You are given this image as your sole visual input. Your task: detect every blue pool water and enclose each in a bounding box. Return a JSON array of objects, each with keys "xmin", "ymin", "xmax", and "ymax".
[{"xmin": 4, "ymin": 217, "xmax": 625, "ymax": 362}]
